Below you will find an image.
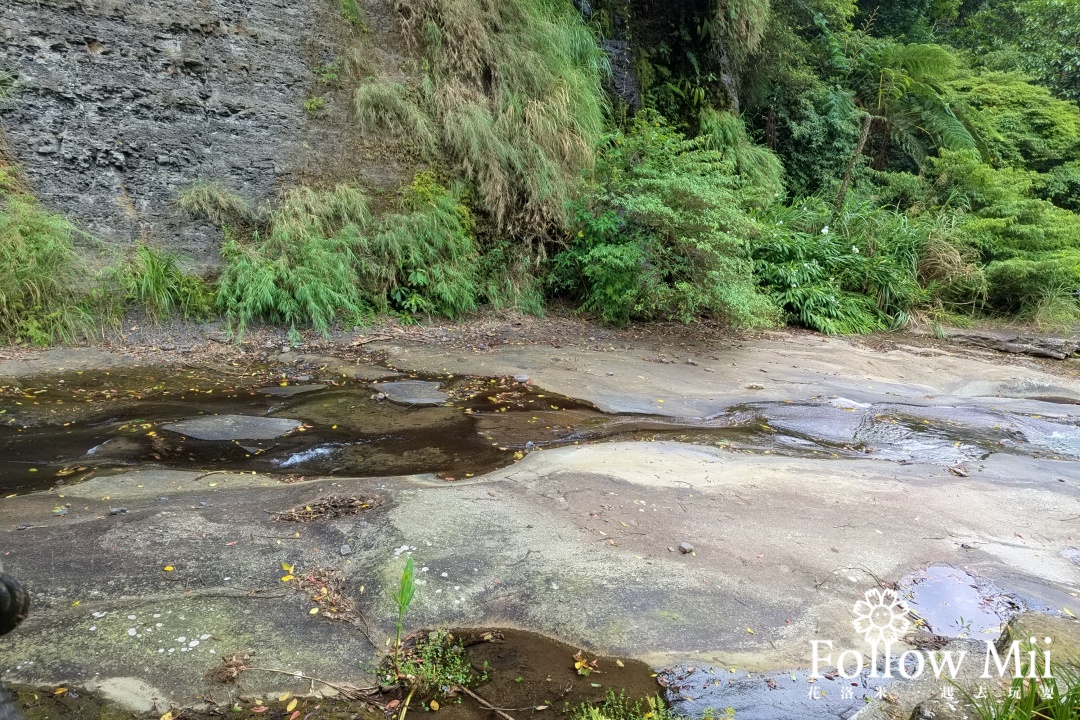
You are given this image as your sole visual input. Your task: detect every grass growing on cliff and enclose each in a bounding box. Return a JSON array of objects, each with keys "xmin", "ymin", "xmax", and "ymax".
[
  {"xmin": 178, "ymin": 181, "xmax": 260, "ymax": 228},
  {"xmin": 113, "ymin": 244, "xmax": 214, "ymax": 320},
  {"xmin": 215, "ymin": 185, "xmax": 375, "ymax": 334},
  {"xmin": 383, "ymin": 0, "xmax": 608, "ymax": 241},
  {"xmin": 353, "ymin": 80, "xmax": 437, "ymax": 156},
  {"xmin": 195, "ymin": 175, "xmax": 492, "ymax": 333},
  {"xmin": 0, "ymin": 170, "xmax": 99, "ymax": 345}
]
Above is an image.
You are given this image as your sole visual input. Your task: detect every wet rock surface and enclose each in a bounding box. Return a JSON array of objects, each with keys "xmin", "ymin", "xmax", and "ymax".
[
  {"xmin": 161, "ymin": 414, "xmax": 303, "ymax": 441},
  {"xmin": 374, "ymin": 380, "xmax": 450, "ymax": 406},
  {"xmin": 1, "ymin": 336, "xmax": 1079, "ymax": 716},
  {"xmin": 942, "ymin": 328, "xmax": 1080, "ymax": 360}
]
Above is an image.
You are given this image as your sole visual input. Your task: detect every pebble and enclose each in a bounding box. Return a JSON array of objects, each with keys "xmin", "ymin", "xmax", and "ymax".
[
  {"xmin": 679, "ymin": 542, "xmax": 695, "ymax": 554},
  {"xmin": 340, "ymin": 544, "xmax": 353, "ymax": 556},
  {"xmin": 109, "ymin": 507, "xmax": 127, "ymax": 515},
  {"xmin": 513, "ymin": 374, "xmax": 530, "ymax": 383}
]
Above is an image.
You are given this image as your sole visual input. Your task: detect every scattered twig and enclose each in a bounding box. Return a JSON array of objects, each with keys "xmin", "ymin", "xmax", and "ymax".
[
  {"xmin": 457, "ymin": 686, "xmax": 518, "ymax": 720},
  {"xmin": 244, "ymin": 666, "xmax": 375, "ymax": 700}
]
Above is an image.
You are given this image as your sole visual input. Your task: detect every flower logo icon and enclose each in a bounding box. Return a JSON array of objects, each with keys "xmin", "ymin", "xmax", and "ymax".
[{"xmin": 853, "ymin": 588, "xmax": 911, "ymax": 646}]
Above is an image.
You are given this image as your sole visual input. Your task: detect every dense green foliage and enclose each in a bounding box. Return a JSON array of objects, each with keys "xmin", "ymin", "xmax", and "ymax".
[
  {"xmin": 186, "ymin": 173, "xmax": 537, "ymax": 334},
  {"xmin": 551, "ymin": 112, "xmax": 776, "ymax": 326},
  {"xmin": 0, "ymin": 170, "xmax": 214, "ymax": 345},
  {"xmin": 5, "ymin": 0, "xmax": 1080, "ymax": 343}
]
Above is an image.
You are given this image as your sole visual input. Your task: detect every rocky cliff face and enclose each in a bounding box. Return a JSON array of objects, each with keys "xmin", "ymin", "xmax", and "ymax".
[{"xmin": 0, "ymin": 0, "xmax": 363, "ymax": 268}]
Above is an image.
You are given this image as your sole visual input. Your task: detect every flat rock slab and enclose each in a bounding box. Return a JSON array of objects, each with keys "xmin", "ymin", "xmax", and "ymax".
[
  {"xmin": 944, "ymin": 328, "xmax": 1079, "ymax": 360},
  {"xmin": 376, "ymin": 380, "xmax": 448, "ymax": 406},
  {"xmin": 257, "ymin": 384, "xmax": 327, "ymax": 397},
  {"xmin": 162, "ymin": 415, "xmax": 302, "ymax": 441}
]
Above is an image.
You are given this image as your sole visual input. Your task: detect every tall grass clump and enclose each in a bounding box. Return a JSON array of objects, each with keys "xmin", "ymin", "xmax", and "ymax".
[
  {"xmin": 112, "ymin": 244, "xmax": 214, "ymax": 320},
  {"xmin": 353, "ymin": 80, "xmax": 438, "ymax": 156},
  {"xmin": 570, "ymin": 691, "xmax": 687, "ymax": 720},
  {"xmin": 373, "ymin": 172, "xmax": 479, "ymax": 318},
  {"xmin": 390, "ymin": 0, "xmax": 609, "ymax": 241},
  {"xmin": 213, "ymin": 185, "xmax": 375, "ymax": 335},
  {"xmin": 550, "ymin": 111, "xmax": 778, "ymax": 327},
  {"xmin": 190, "ymin": 175, "xmax": 489, "ymax": 332},
  {"xmin": 178, "ymin": 181, "xmax": 260, "ymax": 229},
  {"xmin": 0, "ymin": 169, "xmax": 98, "ymax": 345}
]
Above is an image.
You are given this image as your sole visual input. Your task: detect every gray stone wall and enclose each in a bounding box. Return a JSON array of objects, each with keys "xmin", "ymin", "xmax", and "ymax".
[{"xmin": 0, "ymin": 0, "xmax": 351, "ymax": 268}]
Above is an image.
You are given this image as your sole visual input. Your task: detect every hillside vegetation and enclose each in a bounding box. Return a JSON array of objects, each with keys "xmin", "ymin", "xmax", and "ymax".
[{"xmin": 3, "ymin": 0, "xmax": 1080, "ymax": 343}]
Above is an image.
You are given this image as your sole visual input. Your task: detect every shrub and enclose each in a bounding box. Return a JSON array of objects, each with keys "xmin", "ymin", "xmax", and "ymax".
[
  {"xmin": 551, "ymin": 112, "xmax": 777, "ymax": 327},
  {"xmin": 984, "ymin": 254, "xmax": 1080, "ymax": 314},
  {"xmin": 214, "ymin": 185, "xmax": 376, "ymax": 335},
  {"xmin": 374, "ymin": 172, "xmax": 479, "ymax": 318},
  {"xmin": 753, "ymin": 194, "xmax": 982, "ymax": 333}
]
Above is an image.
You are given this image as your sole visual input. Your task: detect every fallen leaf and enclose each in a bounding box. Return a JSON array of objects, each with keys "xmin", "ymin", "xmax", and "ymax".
[
  {"xmin": 746, "ymin": 628, "xmax": 755, "ymax": 634},
  {"xmin": 53, "ymin": 688, "xmax": 67, "ymax": 695},
  {"xmin": 535, "ymin": 706, "xmax": 549, "ymax": 711},
  {"xmin": 615, "ymin": 660, "xmax": 625, "ymax": 668},
  {"xmin": 1064, "ymin": 607, "xmax": 1076, "ymax": 618},
  {"xmin": 161, "ymin": 712, "xmax": 173, "ymax": 720},
  {"xmin": 290, "ymin": 712, "xmax": 301, "ymax": 720},
  {"xmin": 278, "ymin": 693, "xmax": 291, "ymax": 703},
  {"xmin": 163, "ymin": 566, "xmax": 174, "ymax": 572},
  {"xmin": 250, "ymin": 706, "xmax": 268, "ymax": 713},
  {"xmin": 286, "ymin": 698, "xmax": 298, "ymax": 712},
  {"xmin": 309, "ymin": 608, "xmax": 319, "ymax": 615},
  {"xmin": 430, "ymin": 700, "xmax": 440, "ymax": 711}
]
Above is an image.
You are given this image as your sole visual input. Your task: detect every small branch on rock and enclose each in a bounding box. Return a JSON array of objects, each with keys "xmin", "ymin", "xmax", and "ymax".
[
  {"xmin": 244, "ymin": 666, "xmax": 376, "ymax": 700},
  {"xmin": 457, "ymin": 686, "xmax": 518, "ymax": 720}
]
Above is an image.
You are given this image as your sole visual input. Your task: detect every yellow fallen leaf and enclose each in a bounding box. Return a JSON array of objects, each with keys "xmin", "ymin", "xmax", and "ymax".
[
  {"xmin": 1064, "ymin": 607, "xmax": 1076, "ymax": 618},
  {"xmin": 163, "ymin": 566, "xmax": 174, "ymax": 572},
  {"xmin": 430, "ymin": 700, "xmax": 440, "ymax": 711},
  {"xmin": 616, "ymin": 660, "xmax": 625, "ymax": 668},
  {"xmin": 280, "ymin": 574, "xmax": 294, "ymax": 582},
  {"xmin": 54, "ymin": 688, "xmax": 68, "ymax": 695},
  {"xmin": 309, "ymin": 608, "xmax": 319, "ymax": 615},
  {"xmin": 746, "ymin": 628, "xmax": 755, "ymax": 634},
  {"xmin": 286, "ymin": 699, "xmax": 298, "ymax": 712},
  {"xmin": 281, "ymin": 563, "xmax": 294, "ymax": 573},
  {"xmin": 278, "ymin": 693, "xmax": 291, "ymax": 703},
  {"xmin": 161, "ymin": 712, "xmax": 174, "ymax": 720},
  {"xmin": 71, "ymin": 600, "xmax": 80, "ymax": 607}
]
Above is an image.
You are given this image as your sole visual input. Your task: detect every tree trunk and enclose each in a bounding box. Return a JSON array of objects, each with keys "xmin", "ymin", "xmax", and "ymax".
[{"xmin": 836, "ymin": 113, "xmax": 873, "ymax": 210}]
